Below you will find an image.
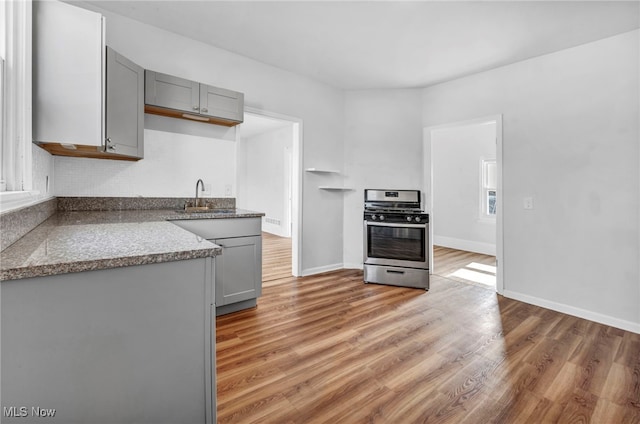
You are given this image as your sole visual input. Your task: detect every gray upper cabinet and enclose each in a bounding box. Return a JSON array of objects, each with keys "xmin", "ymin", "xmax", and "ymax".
[
  {"xmin": 33, "ymin": 0, "xmax": 144, "ymax": 161},
  {"xmin": 144, "ymin": 71, "xmax": 199, "ymax": 113},
  {"xmin": 200, "ymin": 85, "xmax": 244, "ymax": 123},
  {"xmin": 106, "ymin": 47, "xmax": 144, "ymax": 159},
  {"xmin": 145, "ymin": 70, "xmax": 244, "ymax": 126},
  {"xmin": 33, "ymin": 0, "xmax": 103, "ymax": 147}
]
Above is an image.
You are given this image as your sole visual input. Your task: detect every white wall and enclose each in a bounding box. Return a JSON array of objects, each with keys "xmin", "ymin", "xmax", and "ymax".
[
  {"xmin": 58, "ymin": 5, "xmax": 345, "ymax": 275},
  {"xmin": 422, "ymin": 30, "xmax": 640, "ymax": 332},
  {"xmin": 32, "ymin": 144, "xmax": 55, "ymax": 202},
  {"xmin": 55, "ymin": 128, "xmax": 236, "ymax": 197},
  {"xmin": 237, "ymin": 126, "xmax": 292, "ymax": 237},
  {"xmin": 431, "ymin": 122, "xmax": 496, "ymax": 255},
  {"xmin": 342, "ymin": 89, "xmax": 423, "ymax": 268}
]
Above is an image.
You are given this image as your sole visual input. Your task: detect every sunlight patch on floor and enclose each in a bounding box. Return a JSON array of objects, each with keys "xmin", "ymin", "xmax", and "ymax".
[
  {"xmin": 466, "ymin": 262, "xmax": 497, "ymax": 274},
  {"xmin": 448, "ymin": 263, "xmax": 496, "ymax": 287}
]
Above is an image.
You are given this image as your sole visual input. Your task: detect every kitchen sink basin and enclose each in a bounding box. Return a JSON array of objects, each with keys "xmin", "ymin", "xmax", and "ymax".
[
  {"xmin": 177, "ymin": 207, "xmax": 236, "ymax": 214},
  {"xmin": 183, "ymin": 206, "xmax": 211, "ymax": 213}
]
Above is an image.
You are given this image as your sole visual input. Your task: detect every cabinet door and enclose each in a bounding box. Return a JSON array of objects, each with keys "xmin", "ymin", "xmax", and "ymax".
[
  {"xmin": 106, "ymin": 47, "xmax": 144, "ymax": 158},
  {"xmin": 145, "ymin": 70, "xmax": 200, "ymax": 113},
  {"xmin": 214, "ymin": 236, "xmax": 262, "ymax": 306},
  {"xmin": 32, "ymin": 0, "xmax": 104, "ymax": 146},
  {"xmin": 199, "ymin": 84, "xmax": 244, "ymax": 123}
]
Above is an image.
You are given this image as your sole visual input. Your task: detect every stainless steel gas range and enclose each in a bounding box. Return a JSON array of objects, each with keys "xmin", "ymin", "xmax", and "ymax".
[{"xmin": 363, "ymin": 189, "xmax": 429, "ymax": 290}]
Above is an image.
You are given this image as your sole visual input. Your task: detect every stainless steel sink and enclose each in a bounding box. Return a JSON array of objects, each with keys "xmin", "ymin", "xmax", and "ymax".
[
  {"xmin": 183, "ymin": 206, "xmax": 211, "ymax": 213},
  {"xmin": 176, "ymin": 207, "xmax": 236, "ymax": 214}
]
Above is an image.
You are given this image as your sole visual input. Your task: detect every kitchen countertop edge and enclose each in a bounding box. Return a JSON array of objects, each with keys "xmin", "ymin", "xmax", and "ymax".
[
  {"xmin": 1, "ymin": 208, "xmax": 264, "ymax": 281},
  {"xmin": 0, "ymin": 247, "xmax": 222, "ymax": 281}
]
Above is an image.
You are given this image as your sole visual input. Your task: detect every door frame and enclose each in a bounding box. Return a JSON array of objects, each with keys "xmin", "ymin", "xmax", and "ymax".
[
  {"xmin": 423, "ymin": 115, "xmax": 504, "ymax": 294},
  {"xmin": 243, "ymin": 106, "xmax": 303, "ymax": 277}
]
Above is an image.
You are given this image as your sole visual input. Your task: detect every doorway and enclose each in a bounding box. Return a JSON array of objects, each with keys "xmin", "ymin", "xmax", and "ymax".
[
  {"xmin": 237, "ymin": 108, "xmax": 302, "ymax": 277},
  {"xmin": 424, "ymin": 115, "xmax": 504, "ymax": 293}
]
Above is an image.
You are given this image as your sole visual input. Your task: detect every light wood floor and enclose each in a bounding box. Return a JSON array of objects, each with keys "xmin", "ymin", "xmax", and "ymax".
[
  {"xmin": 262, "ymin": 232, "xmax": 292, "ymax": 282},
  {"xmin": 216, "ymin": 238, "xmax": 640, "ymax": 423},
  {"xmin": 433, "ymin": 245, "xmax": 497, "ymax": 289}
]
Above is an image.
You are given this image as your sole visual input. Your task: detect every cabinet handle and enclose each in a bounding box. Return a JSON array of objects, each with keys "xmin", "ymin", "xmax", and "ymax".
[
  {"xmin": 201, "ymin": 108, "xmax": 208, "ymax": 113},
  {"xmin": 105, "ymin": 138, "xmax": 116, "ymax": 151},
  {"xmin": 193, "ymin": 106, "xmax": 200, "ymax": 111}
]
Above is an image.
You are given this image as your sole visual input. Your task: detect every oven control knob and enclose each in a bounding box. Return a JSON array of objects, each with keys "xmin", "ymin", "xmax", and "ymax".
[
  {"xmin": 415, "ymin": 216, "xmax": 422, "ymax": 223},
  {"xmin": 379, "ymin": 215, "xmax": 385, "ymax": 221},
  {"xmin": 406, "ymin": 216, "xmax": 413, "ymax": 222},
  {"xmin": 371, "ymin": 214, "xmax": 377, "ymax": 220}
]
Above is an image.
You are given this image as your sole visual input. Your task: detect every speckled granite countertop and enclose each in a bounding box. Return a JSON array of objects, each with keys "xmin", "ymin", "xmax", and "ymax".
[{"xmin": 1, "ymin": 208, "xmax": 264, "ymax": 281}]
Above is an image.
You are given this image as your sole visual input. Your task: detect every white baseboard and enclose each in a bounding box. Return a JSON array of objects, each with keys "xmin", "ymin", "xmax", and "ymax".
[
  {"xmin": 433, "ymin": 235, "xmax": 496, "ymax": 256},
  {"xmin": 502, "ymin": 290, "xmax": 640, "ymax": 334},
  {"xmin": 301, "ymin": 263, "xmax": 343, "ymax": 277},
  {"xmin": 343, "ymin": 262, "xmax": 363, "ymax": 270},
  {"xmin": 262, "ymin": 222, "xmax": 290, "ymax": 238}
]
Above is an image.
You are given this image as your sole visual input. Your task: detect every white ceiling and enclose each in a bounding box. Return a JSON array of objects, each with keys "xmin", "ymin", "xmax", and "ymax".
[{"xmin": 79, "ymin": 1, "xmax": 639, "ymax": 90}]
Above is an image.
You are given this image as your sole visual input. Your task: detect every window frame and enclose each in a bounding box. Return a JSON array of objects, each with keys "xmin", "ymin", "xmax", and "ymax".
[
  {"xmin": 0, "ymin": 0, "xmax": 35, "ymax": 211},
  {"xmin": 479, "ymin": 158, "xmax": 497, "ymax": 221},
  {"xmin": 1, "ymin": 56, "xmax": 5, "ymax": 192}
]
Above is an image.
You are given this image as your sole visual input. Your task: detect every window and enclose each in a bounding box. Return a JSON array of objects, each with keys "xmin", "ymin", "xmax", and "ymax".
[
  {"xmin": 481, "ymin": 159, "xmax": 497, "ymax": 218},
  {"xmin": 0, "ymin": 0, "xmax": 32, "ymax": 206},
  {"xmin": 1, "ymin": 57, "xmax": 4, "ymax": 192}
]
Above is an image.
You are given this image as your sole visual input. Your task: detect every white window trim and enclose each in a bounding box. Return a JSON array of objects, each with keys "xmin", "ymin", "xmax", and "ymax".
[
  {"xmin": 0, "ymin": 0, "xmax": 33, "ymax": 211},
  {"xmin": 0, "ymin": 189, "xmax": 41, "ymax": 213},
  {"xmin": 0, "ymin": 56, "xmax": 4, "ymax": 191}
]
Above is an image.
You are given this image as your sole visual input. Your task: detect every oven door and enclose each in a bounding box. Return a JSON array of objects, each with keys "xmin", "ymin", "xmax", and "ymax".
[{"xmin": 364, "ymin": 221, "xmax": 428, "ymax": 269}]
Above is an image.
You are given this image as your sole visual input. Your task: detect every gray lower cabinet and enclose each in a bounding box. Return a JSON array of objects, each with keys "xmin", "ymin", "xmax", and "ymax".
[
  {"xmin": 214, "ymin": 235, "xmax": 262, "ymax": 315},
  {"xmin": 1, "ymin": 258, "xmax": 216, "ymax": 424},
  {"xmin": 170, "ymin": 218, "xmax": 262, "ymax": 315}
]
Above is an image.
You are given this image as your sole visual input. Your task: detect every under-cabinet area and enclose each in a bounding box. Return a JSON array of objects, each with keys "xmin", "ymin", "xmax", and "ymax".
[{"xmin": 172, "ymin": 217, "xmax": 263, "ymax": 316}]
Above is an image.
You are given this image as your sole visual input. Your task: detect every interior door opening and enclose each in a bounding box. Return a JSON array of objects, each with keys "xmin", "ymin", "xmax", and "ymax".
[
  {"xmin": 236, "ymin": 109, "xmax": 302, "ymax": 279},
  {"xmin": 424, "ymin": 116, "xmax": 503, "ymax": 293}
]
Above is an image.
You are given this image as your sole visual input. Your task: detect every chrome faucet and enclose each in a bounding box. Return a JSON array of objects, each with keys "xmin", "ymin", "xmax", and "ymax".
[{"xmin": 195, "ymin": 179, "xmax": 205, "ymax": 207}]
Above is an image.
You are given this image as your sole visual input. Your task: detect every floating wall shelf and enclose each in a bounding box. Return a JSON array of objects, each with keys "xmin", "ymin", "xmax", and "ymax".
[
  {"xmin": 305, "ymin": 168, "xmax": 341, "ymax": 174},
  {"xmin": 318, "ymin": 186, "xmax": 353, "ymax": 191},
  {"xmin": 306, "ymin": 168, "xmax": 350, "ymax": 190}
]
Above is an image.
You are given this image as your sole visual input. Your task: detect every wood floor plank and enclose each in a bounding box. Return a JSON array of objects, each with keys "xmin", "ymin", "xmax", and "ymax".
[
  {"xmin": 215, "ymin": 245, "xmax": 640, "ymax": 423},
  {"xmin": 262, "ymin": 232, "xmax": 292, "ymax": 282}
]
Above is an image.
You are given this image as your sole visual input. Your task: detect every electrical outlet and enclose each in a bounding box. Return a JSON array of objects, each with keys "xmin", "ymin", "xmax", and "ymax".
[
  {"xmin": 523, "ymin": 197, "xmax": 534, "ymax": 210},
  {"xmin": 225, "ymin": 184, "xmax": 232, "ymax": 196}
]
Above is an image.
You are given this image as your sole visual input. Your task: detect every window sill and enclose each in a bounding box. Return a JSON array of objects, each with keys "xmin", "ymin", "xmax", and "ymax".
[
  {"xmin": 477, "ymin": 216, "xmax": 497, "ymax": 224},
  {"xmin": 0, "ymin": 190, "xmax": 43, "ymax": 213}
]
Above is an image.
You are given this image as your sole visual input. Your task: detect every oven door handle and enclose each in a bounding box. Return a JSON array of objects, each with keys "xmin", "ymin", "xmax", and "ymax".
[{"xmin": 365, "ymin": 221, "xmax": 426, "ymax": 229}]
